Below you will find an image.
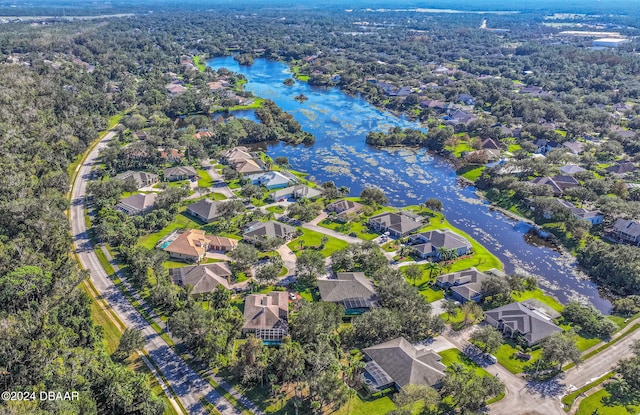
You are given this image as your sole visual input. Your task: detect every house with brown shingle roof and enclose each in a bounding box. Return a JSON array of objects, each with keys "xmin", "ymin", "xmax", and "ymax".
[
  {"xmin": 242, "ymin": 292, "xmax": 289, "ymax": 343},
  {"xmin": 162, "ymin": 229, "xmax": 211, "ymax": 262},
  {"xmin": 170, "ymin": 262, "xmax": 232, "ymax": 296},
  {"xmin": 163, "ymin": 166, "xmax": 197, "ymax": 181}
]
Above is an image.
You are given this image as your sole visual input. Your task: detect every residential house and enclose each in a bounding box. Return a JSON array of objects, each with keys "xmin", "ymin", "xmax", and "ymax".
[
  {"xmin": 559, "ymin": 165, "xmax": 586, "ymax": 175},
  {"xmin": 194, "ymin": 131, "xmax": 213, "ymax": 139},
  {"xmin": 163, "ymin": 229, "xmax": 211, "ymax": 262},
  {"xmin": 534, "ymin": 139, "xmax": 559, "ymax": 155},
  {"xmin": 207, "ymin": 236, "xmax": 238, "ymax": 252},
  {"xmin": 114, "ymin": 171, "xmax": 159, "ymax": 189},
  {"xmin": 185, "ymin": 199, "xmax": 224, "ymax": 223},
  {"xmin": 166, "ymin": 83, "xmax": 187, "ymax": 96},
  {"xmin": 158, "ymin": 148, "xmax": 184, "ymax": 162},
  {"xmin": 220, "ymin": 146, "xmax": 254, "ymax": 164},
  {"xmin": 484, "ymin": 302, "xmax": 563, "ymax": 346},
  {"xmin": 555, "ymin": 199, "xmax": 604, "ymax": 225},
  {"xmin": 531, "ymin": 175, "xmax": 578, "ymax": 195},
  {"xmin": 242, "ymin": 292, "xmax": 289, "ymax": 343},
  {"xmin": 457, "ymin": 93, "xmax": 476, "ymax": 106},
  {"xmin": 443, "ymin": 109, "xmax": 477, "ymax": 126},
  {"xmin": 242, "ymin": 221, "xmax": 297, "ymax": 246},
  {"xmin": 409, "ymin": 229, "xmax": 472, "ymax": 260},
  {"xmin": 368, "ymin": 212, "xmax": 422, "ymax": 238},
  {"xmin": 610, "ymin": 125, "xmax": 637, "ymax": 139},
  {"xmin": 419, "ymin": 100, "xmax": 447, "ymax": 111},
  {"xmin": 115, "ymin": 193, "xmax": 157, "ymax": 216},
  {"xmin": 267, "ymin": 185, "xmax": 322, "ymax": 202},
  {"xmin": 481, "ymin": 138, "xmax": 500, "ymax": 150},
  {"xmin": 436, "ymin": 267, "xmax": 491, "ymax": 303},
  {"xmin": 249, "ymin": 171, "xmax": 298, "ymax": 190},
  {"xmin": 611, "ymin": 219, "xmax": 640, "ymax": 245},
  {"xmin": 326, "ymin": 199, "xmax": 363, "ymax": 222},
  {"xmin": 133, "ymin": 131, "xmax": 148, "ymax": 140},
  {"xmin": 606, "ymin": 161, "xmax": 636, "ymax": 176},
  {"xmin": 170, "ymin": 262, "xmax": 233, "ymax": 296},
  {"xmin": 163, "ymin": 166, "xmax": 197, "ymax": 181},
  {"xmin": 362, "ymin": 337, "xmax": 446, "ymax": 391},
  {"xmin": 318, "ymin": 272, "xmax": 377, "ymax": 313},
  {"xmin": 563, "ymin": 141, "xmax": 586, "ymax": 155}
]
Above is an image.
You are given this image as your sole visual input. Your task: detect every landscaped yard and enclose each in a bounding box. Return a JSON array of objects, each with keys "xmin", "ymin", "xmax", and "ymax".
[
  {"xmin": 318, "ymin": 219, "xmax": 379, "ymax": 241},
  {"xmin": 197, "ymin": 168, "xmax": 214, "ymax": 188},
  {"xmin": 458, "ymin": 165, "xmax": 485, "ymax": 182},
  {"xmin": 438, "ymin": 348, "xmax": 492, "ymax": 378},
  {"xmin": 511, "ymin": 289, "xmax": 564, "ymax": 313},
  {"xmin": 266, "ymin": 205, "xmax": 286, "ymax": 214},
  {"xmin": 333, "ymin": 394, "xmax": 396, "ymax": 415},
  {"xmin": 576, "ymin": 388, "xmax": 639, "ymax": 415},
  {"xmin": 493, "ymin": 341, "xmax": 542, "ymax": 374},
  {"xmin": 287, "ymin": 228, "xmax": 349, "ymax": 257},
  {"xmin": 138, "ymin": 211, "xmax": 202, "ymax": 249}
]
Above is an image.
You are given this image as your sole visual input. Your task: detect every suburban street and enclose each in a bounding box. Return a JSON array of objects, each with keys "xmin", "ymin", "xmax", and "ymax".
[{"xmin": 70, "ymin": 131, "xmax": 243, "ymax": 415}]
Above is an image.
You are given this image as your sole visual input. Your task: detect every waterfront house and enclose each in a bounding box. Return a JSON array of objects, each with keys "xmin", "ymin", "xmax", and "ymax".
[
  {"xmin": 317, "ymin": 272, "xmax": 377, "ymax": 313},
  {"xmin": 484, "ymin": 302, "xmax": 562, "ymax": 346},
  {"xmin": 612, "ymin": 219, "xmax": 640, "ymax": 245},
  {"xmin": 436, "ymin": 267, "xmax": 492, "ymax": 303},
  {"xmin": 242, "ymin": 292, "xmax": 289, "ymax": 343},
  {"xmin": 362, "ymin": 337, "xmax": 445, "ymax": 392},
  {"xmin": 268, "ymin": 185, "xmax": 322, "ymax": 202},
  {"xmin": 409, "ymin": 229, "xmax": 472, "ymax": 260},
  {"xmin": 326, "ymin": 199, "xmax": 363, "ymax": 222},
  {"xmin": 368, "ymin": 212, "xmax": 422, "ymax": 238},
  {"xmin": 249, "ymin": 171, "xmax": 297, "ymax": 189},
  {"xmin": 555, "ymin": 199, "xmax": 603, "ymax": 225}
]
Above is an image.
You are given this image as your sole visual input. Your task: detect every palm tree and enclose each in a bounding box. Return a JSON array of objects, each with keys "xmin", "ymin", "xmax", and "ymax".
[{"xmin": 425, "ymin": 262, "xmax": 441, "ymax": 283}]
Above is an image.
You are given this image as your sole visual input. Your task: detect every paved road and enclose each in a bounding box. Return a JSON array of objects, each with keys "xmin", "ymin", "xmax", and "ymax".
[{"xmin": 70, "ymin": 131, "xmax": 242, "ymax": 415}]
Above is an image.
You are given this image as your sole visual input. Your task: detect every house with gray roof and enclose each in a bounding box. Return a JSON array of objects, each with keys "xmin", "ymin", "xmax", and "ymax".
[
  {"xmin": 115, "ymin": 193, "xmax": 157, "ymax": 216},
  {"xmin": 606, "ymin": 161, "xmax": 636, "ymax": 176},
  {"xmin": 249, "ymin": 171, "xmax": 298, "ymax": 190},
  {"xmin": 185, "ymin": 199, "xmax": 223, "ymax": 223},
  {"xmin": 484, "ymin": 302, "xmax": 562, "ymax": 346},
  {"xmin": 368, "ymin": 212, "xmax": 422, "ymax": 238},
  {"xmin": 436, "ymin": 267, "xmax": 494, "ymax": 303},
  {"xmin": 563, "ymin": 141, "xmax": 586, "ymax": 155},
  {"xmin": 326, "ymin": 199, "xmax": 363, "ymax": 222},
  {"xmin": 268, "ymin": 185, "xmax": 322, "ymax": 202},
  {"xmin": 362, "ymin": 337, "xmax": 446, "ymax": 391},
  {"xmin": 170, "ymin": 262, "xmax": 232, "ymax": 296},
  {"xmin": 318, "ymin": 272, "xmax": 377, "ymax": 313},
  {"xmin": 612, "ymin": 218, "xmax": 640, "ymax": 245},
  {"xmin": 163, "ymin": 166, "xmax": 197, "ymax": 181},
  {"xmin": 409, "ymin": 229, "xmax": 472, "ymax": 260},
  {"xmin": 115, "ymin": 171, "xmax": 158, "ymax": 189},
  {"xmin": 559, "ymin": 165, "xmax": 586, "ymax": 175},
  {"xmin": 242, "ymin": 292, "xmax": 289, "ymax": 343},
  {"xmin": 242, "ymin": 221, "xmax": 297, "ymax": 247},
  {"xmin": 555, "ymin": 199, "xmax": 603, "ymax": 225}
]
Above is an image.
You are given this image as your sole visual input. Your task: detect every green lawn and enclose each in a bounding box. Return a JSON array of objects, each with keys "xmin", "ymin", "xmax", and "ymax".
[
  {"xmin": 576, "ymin": 388, "xmax": 640, "ymax": 415},
  {"xmin": 193, "ymin": 55, "xmax": 206, "ymax": 71},
  {"xmin": 333, "ymin": 394, "xmax": 396, "ymax": 415},
  {"xmin": 317, "ymin": 219, "xmax": 379, "ymax": 241},
  {"xmin": 83, "ymin": 282, "xmax": 122, "ymax": 354},
  {"xmin": 446, "ymin": 141, "xmax": 475, "ymax": 157},
  {"xmin": 438, "ymin": 349, "xmax": 492, "ymax": 378},
  {"xmin": 507, "ymin": 143, "xmax": 522, "ymax": 153},
  {"xmin": 266, "ymin": 205, "xmax": 286, "ymax": 214},
  {"xmin": 403, "ymin": 269, "xmax": 445, "ymax": 302},
  {"xmin": 139, "ymin": 212, "xmax": 201, "ymax": 249},
  {"xmin": 562, "ymin": 372, "xmax": 613, "ymax": 411},
  {"xmin": 197, "ymin": 169, "xmax": 214, "ymax": 188},
  {"xmin": 511, "ymin": 289, "xmax": 564, "ymax": 313},
  {"xmin": 212, "ymin": 192, "xmax": 227, "ymax": 200},
  {"xmin": 493, "ymin": 341, "xmax": 542, "ymax": 374},
  {"xmin": 459, "ymin": 166, "xmax": 485, "ymax": 182},
  {"xmin": 287, "ymin": 228, "xmax": 349, "ymax": 257}
]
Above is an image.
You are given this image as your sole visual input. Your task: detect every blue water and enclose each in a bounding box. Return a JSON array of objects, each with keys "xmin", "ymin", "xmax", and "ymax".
[
  {"xmin": 208, "ymin": 56, "xmax": 611, "ymax": 312},
  {"xmin": 160, "ymin": 240, "xmax": 171, "ymax": 249}
]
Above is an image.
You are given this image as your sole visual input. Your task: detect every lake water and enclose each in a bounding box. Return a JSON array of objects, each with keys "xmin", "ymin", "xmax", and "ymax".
[{"xmin": 208, "ymin": 56, "xmax": 612, "ymax": 312}]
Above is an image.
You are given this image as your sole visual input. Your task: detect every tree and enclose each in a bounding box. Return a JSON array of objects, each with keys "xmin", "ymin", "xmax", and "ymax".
[
  {"xmin": 270, "ymin": 336, "xmax": 305, "ymax": 383},
  {"xmin": 443, "ymin": 299, "xmax": 459, "ymax": 321},
  {"xmin": 209, "ymin": 285, "xmax": 231, "ymax": 309},
  {"xmin": 114, "ymin": 329, "xmax": 146, "ymax": 360},
  {"xmin": 424, "ymin": 198, "xmax": 443, "ymax": 212},
  {"xmin": 240, "ymin": 183, "xmax": 264, "ymax": 200},
  {"xmin": 217, "ymin": 199, "xmax": 246, "ymax": 219},
  {"xmin": 228, "ymin": 243, "xmax": 259, "ymax": 270},
  {"xmin": 275, "ymin": 156, "xmax": 289, "ymax": 166},
  {"xmin": 470, "ymin": 325, "xmax": 503, "ymax": 354},
  {"xmin": 541, "ymin": 332, "xmax": 581, "ymax": 369},
  {"xmin": 442, "ymin": 363, "xmax": 504, "ymax": 412},
  {"xmin": 404, "ymin": 264, "xmax": 422, "ymax": 286},
  {"xmin": 295, "ymin": 249, "xmax": 325, "ymax": 286},
  {"xmin": 255, "ymin": 262, "xmax": 280, "ymax": 284},
  {"xmin": 393, "ymin": 384, "xmax": 439, "ymax": 413},
  {"xmin": 290, "ymin": 302, "xmax": 344, "ymax": 345},
  {"xmin": 360, "ymin": 187, "xmax": 387, "ymax": 206},
  {"xmin": 461, "ymin": 302, "xmax": 483, "ymax": 326},
  {"xmin": 424, "ymin": 262, "xmax": 441, "ymax": 282},
  {"xmin": 236, "ymin": 335, "xmax": 268, "ymax": 386}
]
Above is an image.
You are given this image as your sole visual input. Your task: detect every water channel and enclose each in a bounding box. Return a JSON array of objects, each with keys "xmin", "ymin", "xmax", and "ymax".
[{"xmin": 207, "ymin": 56, "xmax": 612, "ymax": 312}]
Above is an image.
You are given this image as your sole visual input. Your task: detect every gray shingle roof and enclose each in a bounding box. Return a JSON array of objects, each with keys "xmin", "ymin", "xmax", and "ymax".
[
  {"xmin": 185, "ymin": 199, "xmax": 223, "ymax": 222},
  {"xmin": 369, "ymin": 212, "xmax": 422, "ymax": 235},
  {"xmin": 243, "ymin": 221, "xmax": 296, "ymax": 241},
  {"xmin": 164, "ymin": 165, "xmax": 197, "ymax": 178},
  {"xmin": 243, "ymin": 292, "xmax": 288, "ymax": 331},
  {"xmin": 363, "ymin": 337, "xmax": 446, "ymax": 388},
  {"xmin": 318, "ymin": 272, "xmax": 377, "ymax": 309},
  {"xmin": 115, "ymin": 193, "xmax": 157, "ymax": 215},
  {"xmin": 485, "ymin": 302, "xmax": 562, "ymax": 345},
  {"xmin": 170, "ymin": 263, "xmax": 232, "ymax": 295},
  {"xmin": 414, "ymin": 229, "xmax": 471, "ymax": 251}
]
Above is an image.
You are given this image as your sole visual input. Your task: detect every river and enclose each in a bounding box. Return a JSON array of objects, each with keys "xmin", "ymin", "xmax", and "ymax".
[{"xmin": 207, "ymin": 56, "xmax": 612, "ymax": 312}]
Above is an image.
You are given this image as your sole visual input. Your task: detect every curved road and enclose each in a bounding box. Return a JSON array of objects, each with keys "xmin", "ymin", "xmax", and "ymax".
[{"xmin": 70, "ymin": 131, "xmax": 242, "ymax": 415}]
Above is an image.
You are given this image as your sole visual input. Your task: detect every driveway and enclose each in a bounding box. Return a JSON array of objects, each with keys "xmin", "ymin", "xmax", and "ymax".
[
  {"xmin": 276, "ymin": 245, "xmax": 297, "ymax": 275},
  {"xmin": 205, "ymin": 252, "xmax": 231, "ymax": 261}
]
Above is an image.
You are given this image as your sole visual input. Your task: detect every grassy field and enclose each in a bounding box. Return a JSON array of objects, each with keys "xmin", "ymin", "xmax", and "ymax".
[
  {"xmin": 458, "ymin": 166, "xmax": 485, "ymax": 182},
  {"xmin": 576, "ymin": 388, "xmax": 639, "ymax": 415},
  {"xmin": 317, "ymin": 218, "xmax": 379, "ymax": 241},
  {"xmin": 197, "ymin": 169, "xmax": 214, "ymax": 188},
  {"xmin": 139, "ymin": 212, "xmax": 201, "ymax": 249},
  {"xmin": 562, "ymin": 372, "xmax": 613, "ymax": 411},
  {"xmin": 266, "ymin": 205, "xmax": 286, "ymax": 213},
  {"xmin": 193, "ymin": 55, "xmax": 206, "ymax": 71},
  {"xmin": 82, "ymin": 282, "xmax": 123, "ymax": 354},
  {"xmin": 511, "ymin": 289, "xmax": 564, "ymax": 313},
  {"xmin": 333, "ymin": 394, "xmax": 396, "ymax": 415},
  {"xmin": 446, "ymin": 141, "xmax": 475, "ymax": 157},
  {"xmin": 287, "ymin": 228, "xmax": 349, "ymax": 257},
  {"xmin": 494, "ymin": 342, "xmax": 542, "ymax": 374},
  {"xmin": 438, "ymin": 348, "xmax": 492, "ymax": 378}
]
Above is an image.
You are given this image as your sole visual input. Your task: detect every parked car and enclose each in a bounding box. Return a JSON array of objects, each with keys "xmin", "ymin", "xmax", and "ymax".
[
  {"xmin": 485, "ymin": 354, "xmax": 498, "ymax": 364},
  {"xmin": 289, "ymin": 292, "xmax": 296, "ymax": 300}
]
